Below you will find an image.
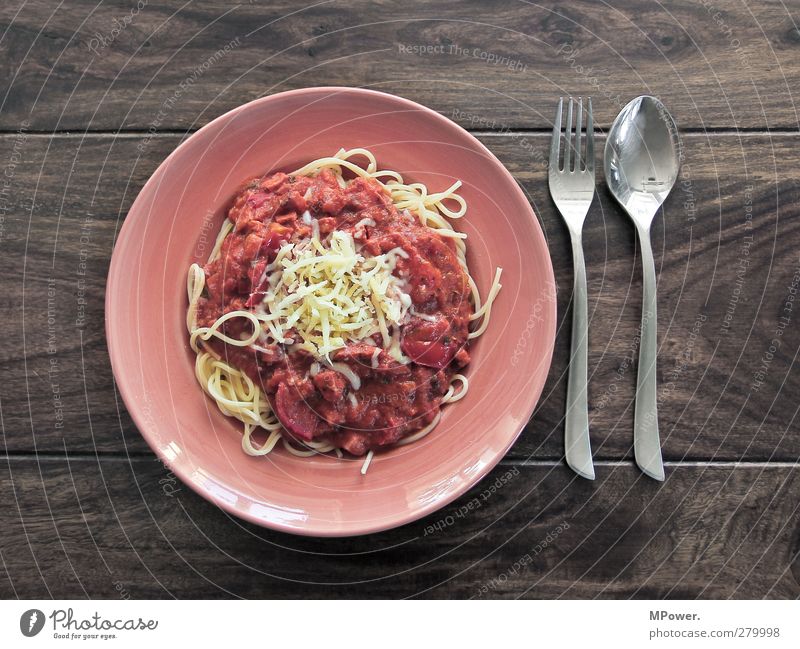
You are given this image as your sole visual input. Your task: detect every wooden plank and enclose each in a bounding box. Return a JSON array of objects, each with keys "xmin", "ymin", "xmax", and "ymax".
[
  {"xmin": 0, "ymin": 459, "xmax": 796, "ymax": 598},
  {"xmin": 1, "ymin": 132, "xmax": 798, "ymax": 461},
  {"xmin": 1, "ymin": 0, "xmax": 799, "ymax": 131}
]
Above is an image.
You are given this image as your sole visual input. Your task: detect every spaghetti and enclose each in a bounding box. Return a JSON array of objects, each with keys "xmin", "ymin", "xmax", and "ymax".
[{"xmin": 187, "ymin": 149, "xmax": 502, "ymax": 472}]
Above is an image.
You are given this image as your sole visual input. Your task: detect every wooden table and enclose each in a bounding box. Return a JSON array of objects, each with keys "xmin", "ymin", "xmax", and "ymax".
[{"xmin": 1, "ymin": 0, "xmax": 798, "ymax": 599}]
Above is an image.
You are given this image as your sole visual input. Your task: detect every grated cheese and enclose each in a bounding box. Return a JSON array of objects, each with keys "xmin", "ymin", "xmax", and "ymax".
[{"xmin": 254, "ymin": 225, "xmax": 412, "ymax": 365}]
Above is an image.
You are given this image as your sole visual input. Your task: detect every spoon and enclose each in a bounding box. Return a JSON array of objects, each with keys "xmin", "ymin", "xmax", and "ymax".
[{"xmin": 604, "ymin": 96, "xmax": 681, "ymax": 481}]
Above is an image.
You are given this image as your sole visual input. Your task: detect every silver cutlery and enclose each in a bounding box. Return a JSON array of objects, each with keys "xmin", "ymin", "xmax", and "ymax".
[
  {"xmin": 604, "ymin": 96, "xmax": 681, "ymax": 481},
  {"xmin": 549, "ymin": 97, "xmax": 596, "ymax": 481}
]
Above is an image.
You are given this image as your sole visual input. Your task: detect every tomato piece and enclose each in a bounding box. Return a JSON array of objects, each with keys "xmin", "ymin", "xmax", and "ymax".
[
  {"xmin": 404, "ymin": 317, "xmax": 449, "ymax": 342},
  {"xmin": 247, "ymin": 191, "xmax": 272, "ymax": 209},
  {"xmin": 407, "ymin": 259, "xmax": 442, "ymax": 304},
  {"xmin": 263, "ymin": 222, "xmax": 291, "ymax": 252},
  {"xmin": 401, "ymin": 339, "xmax": 456, "ymax": 370},
  {"xmin": 336, "ymin": 430, "xmax": 369, "ymax": 456},
  {"xmin": 286, "ymin": 190, "xmax": 307, "ymax": 213},
  {"xmin": 242, "ymin": 233, "xmax": 264, "ymax": 264},
  {"xmin": 333, "ymin": 343, "xmax": 380, "ymax": 365},
  {"xmin": 244, "ymin": 223, "xmax": 291, "ymax": 306},
  {"xmin": 274, "ymin": 383, "xmax": 320, "ymax": 441},
  {"xmin": 259, "ymin": 172, "xmax": 288, "ymax": 191}
]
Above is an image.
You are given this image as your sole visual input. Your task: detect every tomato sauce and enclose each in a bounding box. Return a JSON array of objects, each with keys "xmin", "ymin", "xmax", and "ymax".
[{"xmin": 196, "ymin": 169, "xmax": 472, "ymax": 455}]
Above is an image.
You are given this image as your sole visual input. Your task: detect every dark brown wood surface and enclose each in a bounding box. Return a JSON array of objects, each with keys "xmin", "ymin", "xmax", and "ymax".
[
  {"xmin": 2, "ymin": 459, "xmax": 798, "ymax": 598},
  {"xmin": 2, "ymin": 0, "xmax": 799, "ymax": 131},
  {"xmin": 1, "ymin": 0, "xmax": 798, "ymax": 599}
]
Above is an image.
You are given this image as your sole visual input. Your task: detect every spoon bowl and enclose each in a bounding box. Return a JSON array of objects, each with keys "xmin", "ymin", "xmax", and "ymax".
[{"xmin": 605, "ymin": 96, "xmax": 681, "ymax": 224}]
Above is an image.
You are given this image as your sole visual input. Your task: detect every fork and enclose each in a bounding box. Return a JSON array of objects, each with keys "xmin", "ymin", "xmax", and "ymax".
[{"xmin": 548, "ymin": 97, "xmax": 596, "ymax": 480}]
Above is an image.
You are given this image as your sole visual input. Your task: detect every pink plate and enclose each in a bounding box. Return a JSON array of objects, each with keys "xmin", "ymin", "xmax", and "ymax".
[{"xmin": 106, "ymin": 87, "xmax": 556, "ymax": 536}]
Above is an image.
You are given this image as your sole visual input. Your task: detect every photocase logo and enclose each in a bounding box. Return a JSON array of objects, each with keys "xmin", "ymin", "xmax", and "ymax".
[{"xmin": 20, "ymin": 609, "xmax": 45, "ymax": 637}]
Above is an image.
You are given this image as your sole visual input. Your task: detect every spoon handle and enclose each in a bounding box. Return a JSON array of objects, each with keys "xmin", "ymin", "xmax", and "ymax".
[
  {"xmin": 634, "ymin": 228, "xmax": 665, "ymax": 481},
  {"xmin": 565, "ymin": 230, "xmax": 594, "ymax": 480}
]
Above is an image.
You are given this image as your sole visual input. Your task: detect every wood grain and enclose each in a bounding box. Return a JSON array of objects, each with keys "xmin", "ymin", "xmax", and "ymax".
[
  {"xmin": 1, "ymin": 132, "xmax": 798, "ymax": 460},
  {"xmin": 0, "ymin": 459, "xmax": 796, "ymax": 598},
  {"xmin": 1, "ymin": 1, "xmax": 799, "ymax": 131},
  {"xmin": 2, "ymin": 0, "xmax": 799, "ymax": 601}
]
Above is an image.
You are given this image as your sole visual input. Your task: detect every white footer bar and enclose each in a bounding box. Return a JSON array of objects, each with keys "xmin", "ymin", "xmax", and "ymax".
[{"xmin": 1, "ymin": 600, "xmax": 796, "ymax": 646}]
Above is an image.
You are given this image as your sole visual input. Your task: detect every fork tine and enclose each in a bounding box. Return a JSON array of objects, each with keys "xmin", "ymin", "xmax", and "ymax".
[
  {"xmin": 575, "ymin": 98, "xmax": 583, "ymax": 172},
  {"xmin": 550, "ymin": 97, "xmax": 563, "ymax": 169},
  {"xmin": 585, "ymin": 97, "xmax": 594, "ymax": 173},
  {"xmin": 564, "ymin": 97, "xmax": 574, "ymax": 172}
]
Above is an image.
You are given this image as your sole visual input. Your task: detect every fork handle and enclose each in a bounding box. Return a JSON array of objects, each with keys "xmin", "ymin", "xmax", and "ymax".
[
  {"xmin": 565, "ymin": 230, "xmax": 594, "ymax": 480},
  {"xmin": 634, "ymin": 227, "xmax": 665, "ymax": 481}
]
